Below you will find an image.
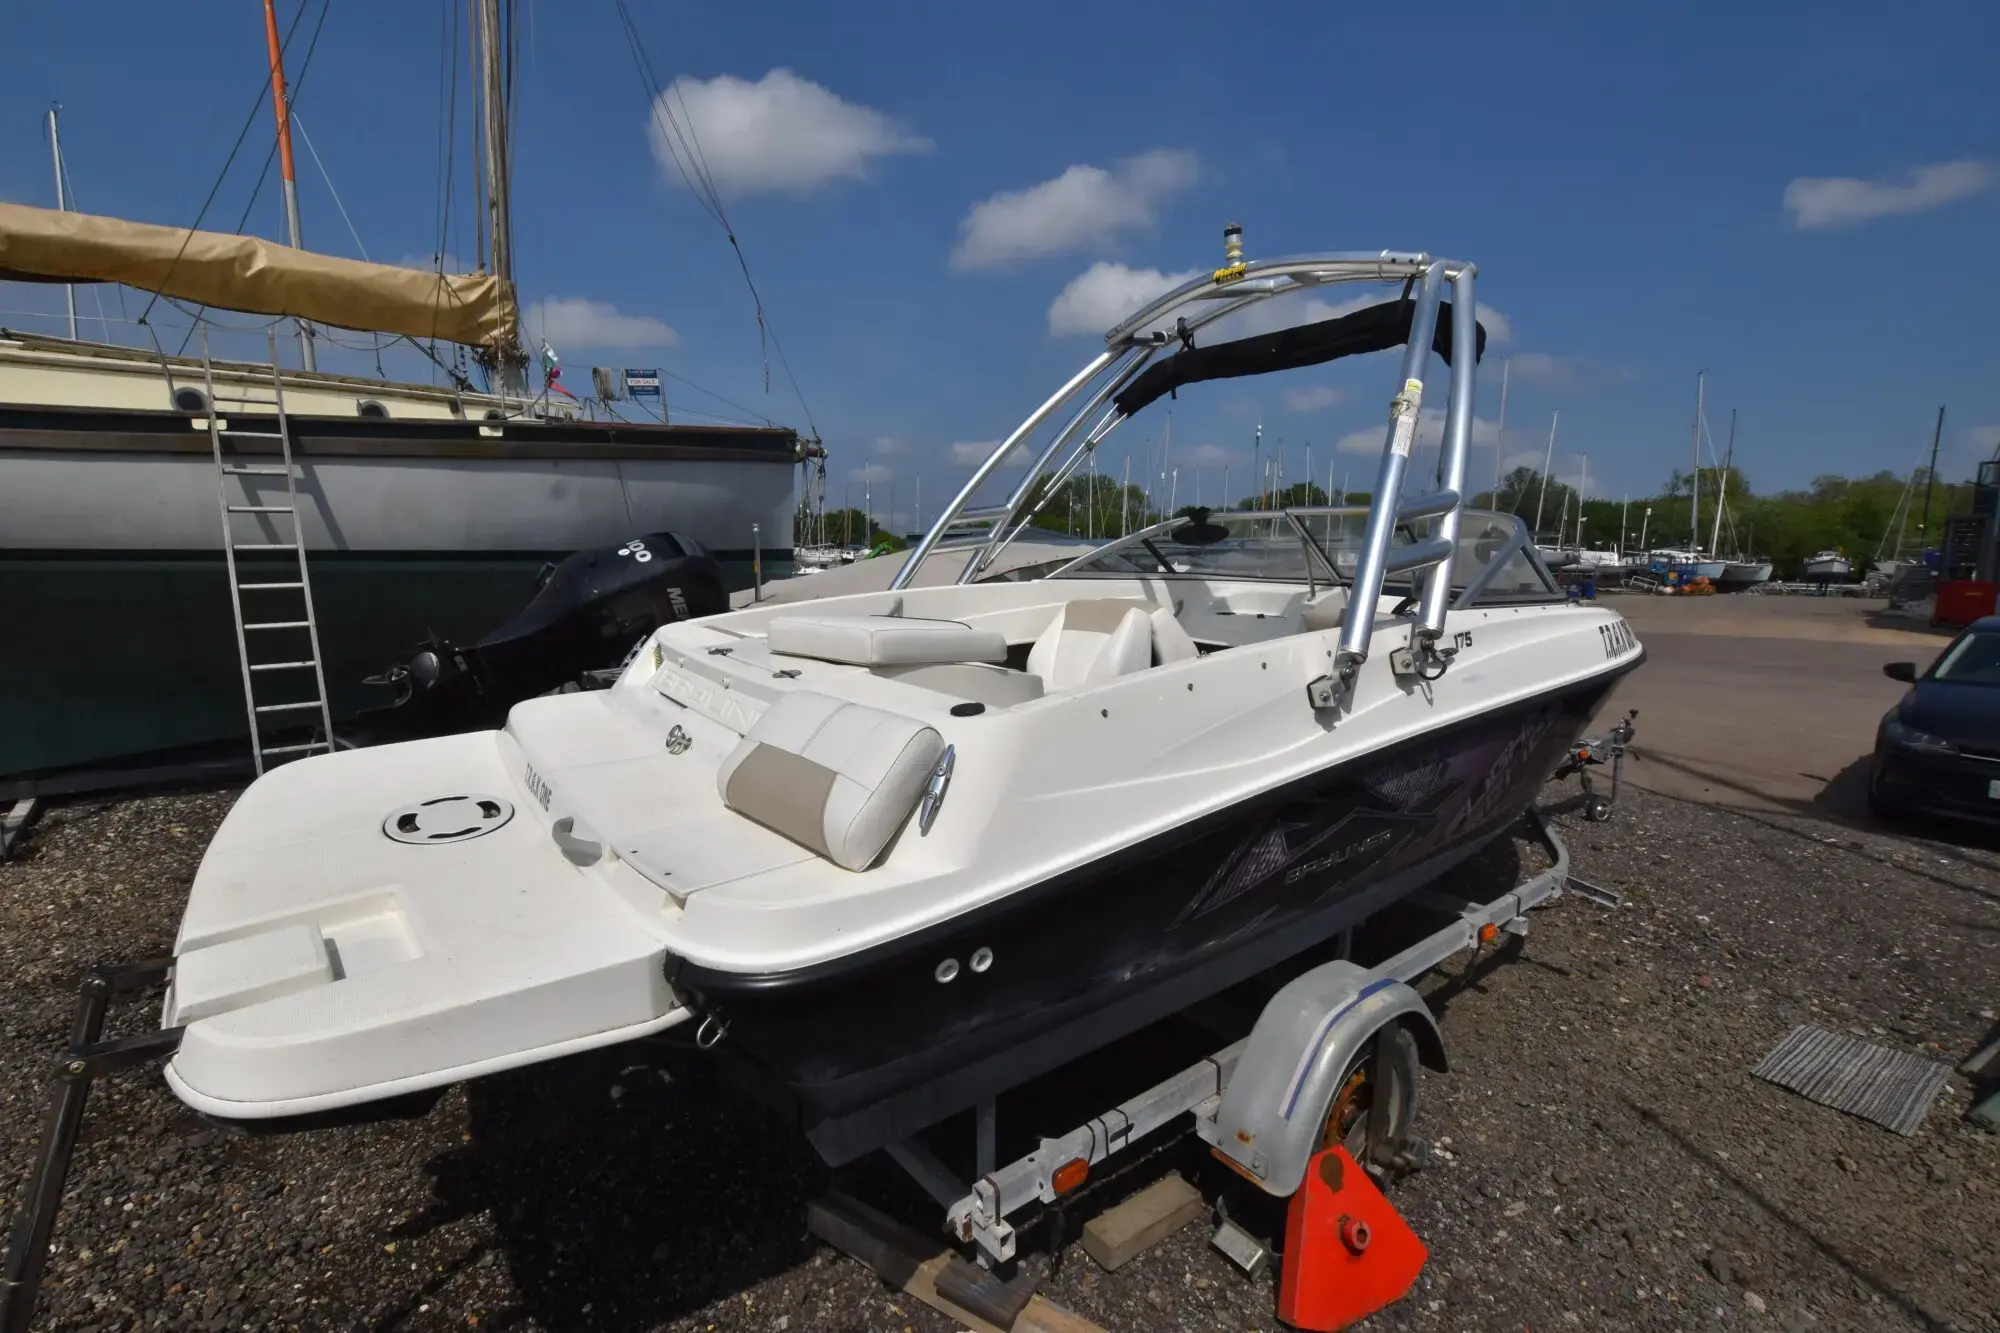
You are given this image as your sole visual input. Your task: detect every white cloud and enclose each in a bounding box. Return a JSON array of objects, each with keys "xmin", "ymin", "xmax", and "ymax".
[
  {"xmin": 1282, "ymin": 386, "xmax": 1344, "ymax": 413},
  {"xmin": 524, "ymin": 297, "xmax": 677, "ymax": 350},
  {"xmin": 1047, "ymin": 262, "xmax": 1203, "ymax": 337},
  {"xmin": 1185, "ymin": 443, "xmax": 1233, "ymax": 466},
  {"xmin": 950, "ymin": 440, "xmax": 1029, "ymax": 467},
  {"xmin": 1784, "ymin": 159, "xmax": 1995, "ymax": 228},
  {"xmin": 649, "ymin": 69, "xmax": 931, "ymax": 198},
  {"xmin": 872, "ymin": 436, "xmax": 906, "ymax": 455},
  {"xmin": 1335, "ymin": 407, "xmax": 1500, "ymax": 456},
  {"xmin": 952, "ymin": 149, "xmax": 1198, "ymax": 270},
  {"xmin": 849, "ymin": 462, "xmax": 893, "ymax": 484},
  {"xmin": 1475, "ymin": 303, "xmax": 1512, "ymax": 346},
  {"xmin": 1501, "ymin": 449, "xmax": 1546, "ymax": 472},
  {"xmin": 1506, "ymin": 351, "xmax": 1579, "ymax": 389}
]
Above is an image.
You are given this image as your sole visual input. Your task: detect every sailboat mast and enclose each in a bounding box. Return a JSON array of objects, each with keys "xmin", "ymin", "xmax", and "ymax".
[
  {"xmin": 1919, "ymin": 405, "xmax": 1945, "ymax": 544},
  {"xmin": 1710, "ymin": 407, "xmax": 1735, "ymax": 555},
  {"xmin": 477, "ymin": 0, "xmax": 527, "ymax": 395},
  {"xmin": 1533, "ymin": 411, "xmax": 1558, "ymax": 535},
  {"xmin": 1690, "ymin": 370, "xmax": 1704, "ymax": 551},
  {"xmin": 261, "ymin": 0, "xmax": 316, "ymax": 370},
  {"xmin": 1578, "ymin": 454, "xmax": 1589, "ymax": 547},
  {"xmin": 45, "ymin": 108, "xmax": 77, "ymax": 342}
]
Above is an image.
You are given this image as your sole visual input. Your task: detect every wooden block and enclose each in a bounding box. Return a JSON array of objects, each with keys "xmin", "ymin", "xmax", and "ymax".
[
  {"xmin": 806, "ymin": 1192, "xmax": 932, "ymax": 1289},
  {"xmin": 1080, "ymin": 1171, "xmax": 1206, "ymax": 1272},
  {"xmin": 809, "ymin": 1194, "xmax": 1108, "ymax": 1333},
  {"xmin": 1015, "ymin": 1296, "xmax": 1111, "ymax": 1333}
]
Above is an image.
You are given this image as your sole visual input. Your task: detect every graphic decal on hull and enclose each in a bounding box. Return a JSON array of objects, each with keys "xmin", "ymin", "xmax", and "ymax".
[{"xmin": 1172, "ymin": 701, "xmax": 1566, "ymax": 927}]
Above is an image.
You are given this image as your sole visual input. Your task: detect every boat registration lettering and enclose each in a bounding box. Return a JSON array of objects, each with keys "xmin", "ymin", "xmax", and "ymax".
[
  {"xmin": 1599, "ymin": 620, "xmax": 1638, "ymax": 659},
  {"xmin": 1283, "ymin": 829, "xmax": 1394, "ymax": 885},
  {"xmin": 522, "ymin": 764, "xmax": 554, "ymax": 812}
]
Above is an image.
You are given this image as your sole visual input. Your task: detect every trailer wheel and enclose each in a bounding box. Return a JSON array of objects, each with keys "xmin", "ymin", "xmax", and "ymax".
[{"xmin": 1319, "ymin": 1022, "xmax": 1421, "ymax": 1180}]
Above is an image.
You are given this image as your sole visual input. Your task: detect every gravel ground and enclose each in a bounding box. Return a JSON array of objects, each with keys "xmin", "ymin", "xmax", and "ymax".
[{"xmin": 1, "ymin": 781, "xmax": 1995, "ymax": 1332}]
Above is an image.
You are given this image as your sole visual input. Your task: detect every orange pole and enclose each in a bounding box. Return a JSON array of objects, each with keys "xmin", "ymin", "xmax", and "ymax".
[{"xmin": 262, "ymin": 0, "xmax": 298, "ymax": 186}]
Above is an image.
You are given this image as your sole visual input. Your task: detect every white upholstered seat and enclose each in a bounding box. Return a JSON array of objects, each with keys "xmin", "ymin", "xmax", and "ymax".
[
  {"xmin": 767, "ymin": 613, "xmax": 1007, "ymax": 667},
  {"xmin": 1149, "ymin": 605, "xmax": 1202, "ymax": 664},
  {"xmin": 716, "ymin": 691, "xmax": 945, "ymax": 871},
  {"xmin": 1027, "ymin": 600, "xmax": 1154, "ymax": 691}
]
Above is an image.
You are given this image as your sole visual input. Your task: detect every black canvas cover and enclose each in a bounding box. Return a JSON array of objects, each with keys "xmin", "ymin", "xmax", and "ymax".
[{"xmin": 1112, "ymin": 299, "xmax": 1486, "ymax": 419}]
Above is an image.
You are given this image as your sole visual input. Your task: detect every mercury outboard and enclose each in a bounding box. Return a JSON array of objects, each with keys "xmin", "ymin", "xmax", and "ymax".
[{"xmin": 353, "ymin": 532, "xmax": 726, "ymax": 741}]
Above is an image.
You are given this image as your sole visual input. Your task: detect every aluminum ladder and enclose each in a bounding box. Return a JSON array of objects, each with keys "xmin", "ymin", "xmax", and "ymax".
[{"xmin": 200, "ymin": 331, "xmax": 335, "ymax": 775}]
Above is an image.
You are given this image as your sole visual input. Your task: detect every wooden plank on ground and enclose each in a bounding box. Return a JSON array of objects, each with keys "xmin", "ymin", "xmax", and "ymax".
[
  {"xmin": 808, "ymin": 1192, "xmax": 1106, "ymax": 1333},
  {"xmin": 1081, "ymin": 1172, "xmax": 1206, "ymax": 1272}
]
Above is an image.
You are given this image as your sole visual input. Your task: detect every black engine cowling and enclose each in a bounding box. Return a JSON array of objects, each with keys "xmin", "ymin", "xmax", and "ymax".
[{"xmin": 354, "ymin": 532, "xmax": 726, "ymax": 742}]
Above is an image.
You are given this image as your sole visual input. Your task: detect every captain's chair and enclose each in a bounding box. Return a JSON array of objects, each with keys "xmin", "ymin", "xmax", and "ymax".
[{"xmin": 1028, "ymin": 599, "xmax": 1154, "ymax": 690}]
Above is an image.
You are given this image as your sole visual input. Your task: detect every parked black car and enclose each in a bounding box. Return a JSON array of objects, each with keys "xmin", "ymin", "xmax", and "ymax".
[{"xmin": 1870, "ymin": 615, "xmax": 2000, "ymax": 823}]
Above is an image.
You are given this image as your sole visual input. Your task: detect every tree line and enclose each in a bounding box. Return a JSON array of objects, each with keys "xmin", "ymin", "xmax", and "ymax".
[{"xmin": 798, "ymin": 463, "xmax": 1970, "ymax": 578}]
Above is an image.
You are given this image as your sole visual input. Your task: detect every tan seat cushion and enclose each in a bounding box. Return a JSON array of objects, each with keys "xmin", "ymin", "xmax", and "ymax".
[
  {"xmin": 767, "ymin": 613, "xmax": 1007, "ymax": 667},
  {"xmin": 716, "ymin": 691, "xmax": 945, "ymax": 871}
]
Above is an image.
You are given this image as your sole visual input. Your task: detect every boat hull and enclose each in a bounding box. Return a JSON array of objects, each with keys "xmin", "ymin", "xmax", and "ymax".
[
  {"xmin": 0, "ymin": 404, "xmax": 797, "ymax": 555},
  {"xmin": 681, "ymin": 665, "xmax": 1633, "ymax": 1163},
  {"xmin": 1717, "ymin": 561, "xmax": 1773, "ymax": 590}
]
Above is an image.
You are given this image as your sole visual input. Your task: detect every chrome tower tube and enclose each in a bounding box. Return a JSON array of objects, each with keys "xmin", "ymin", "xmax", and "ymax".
[
  {"xmin": 1335, "ymin": 261, "xmax": 1447, "ymax": 674},
  {"xmin": 891, "ymin": 349, "xmax": 1120, "ymax": 591},
  {"xmin": 1417, "ymin": 265, "xmax": 1479, "ymax": 639}
]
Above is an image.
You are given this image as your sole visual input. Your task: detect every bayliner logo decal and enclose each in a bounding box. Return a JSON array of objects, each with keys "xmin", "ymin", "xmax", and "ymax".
[
  {"xmin": 1599, "ymin": 620, "xmax": 1637, "ymax": 659},
  {"xmin": 1282, "ymin": 829, "xmax": 1395, "ymax": 885}
]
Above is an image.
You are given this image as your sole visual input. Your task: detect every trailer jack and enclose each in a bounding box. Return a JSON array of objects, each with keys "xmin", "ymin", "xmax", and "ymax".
[{"xmin": 0, "ymin": 961, "xmax": 182, "ymax": 1333}]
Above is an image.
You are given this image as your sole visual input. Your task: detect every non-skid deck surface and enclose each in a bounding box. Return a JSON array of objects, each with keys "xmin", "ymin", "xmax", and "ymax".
[{"xmin": 1751, "ymin": 1023, "xmax": 1951, "ymax": 1137}]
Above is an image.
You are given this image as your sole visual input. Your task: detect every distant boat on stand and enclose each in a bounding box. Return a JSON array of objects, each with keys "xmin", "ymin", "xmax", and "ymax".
[
  {"xmin": 1717, "ymin": 560, "xmax": 1773, "ymax": 591},
  {"xmin": 1803, "ymin": 551, "xmax": 1853, "ymax": 582}
]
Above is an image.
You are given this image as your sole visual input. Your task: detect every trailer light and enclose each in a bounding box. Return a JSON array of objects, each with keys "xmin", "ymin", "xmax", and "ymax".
[
  {"xmin": 1052, "ymin": 1158, "xmax": 1090, "ymax": 1194},
  {"xmin": 1477, "ymin": 923, "xmax": 1498, "ymax": 944}
]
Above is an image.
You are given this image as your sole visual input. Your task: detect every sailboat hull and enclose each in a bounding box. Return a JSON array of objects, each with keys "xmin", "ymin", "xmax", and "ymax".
[
  {"xmin": 0, "ymin": 405, "xmax": 797, "ymax": 556},
  {"xmin": 684, "ymin": 669, "xmax": 1631, "ymax": 1163}
]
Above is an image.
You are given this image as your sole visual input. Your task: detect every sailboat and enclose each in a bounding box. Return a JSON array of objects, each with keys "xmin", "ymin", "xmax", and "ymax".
[
  {"xmin": 0, "ymin": 1, "xmax": 801, "ymax": 564},
  {"xmin": 0, "ymin": 2, "xmax": 807, "ymax": 782},
  {"xmin": 1705, "ymin": 408, "xmax": 1771, "ymax": 590}
]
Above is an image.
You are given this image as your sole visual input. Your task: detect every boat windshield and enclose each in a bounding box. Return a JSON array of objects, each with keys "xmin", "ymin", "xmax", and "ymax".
[
  {"xmin": 1053, "ymin": 511, "xmax": 1341, "ymax": 584},
  {"xmin": 1931, "ymin": 632, "xmax": 2000, "ymax": 686},
  {"xmin": 1051, "ymin": 507, "xmax": 1560, "ymax": 603}
]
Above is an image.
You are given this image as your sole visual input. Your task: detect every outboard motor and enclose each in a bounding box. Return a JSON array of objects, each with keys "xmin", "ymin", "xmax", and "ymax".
[{"xmin": 354, "ymin": 532, "xmax": 726, "ymax": 742}]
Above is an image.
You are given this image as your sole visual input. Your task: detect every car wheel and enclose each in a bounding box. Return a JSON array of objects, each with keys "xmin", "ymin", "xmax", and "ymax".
[{"xmin": 1865, "ymin": 762, "xmax": 1903, "ymax": 820}]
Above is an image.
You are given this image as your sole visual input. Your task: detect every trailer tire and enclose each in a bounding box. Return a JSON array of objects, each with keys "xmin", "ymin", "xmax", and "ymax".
[{"xmin": 1319, "ymin": 1021, "xmax": 1422, "ymax": 1181}]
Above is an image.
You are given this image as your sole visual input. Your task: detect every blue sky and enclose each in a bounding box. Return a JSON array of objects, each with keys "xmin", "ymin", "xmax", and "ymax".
[{"xmin": 4, "ymin": 2, "xmax": 1998, "ymax": 532}]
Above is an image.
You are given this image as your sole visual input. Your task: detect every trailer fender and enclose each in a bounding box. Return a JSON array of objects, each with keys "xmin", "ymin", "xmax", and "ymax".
[{"xmin": 1200, "ymin": 960, "xmax": 1443, "ymax": 1198}]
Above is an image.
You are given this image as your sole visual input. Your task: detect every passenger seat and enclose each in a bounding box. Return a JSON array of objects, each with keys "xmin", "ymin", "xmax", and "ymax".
[{"xmin": 1027, "ymin": 600, "xmax": 1153, "ymax": 690}]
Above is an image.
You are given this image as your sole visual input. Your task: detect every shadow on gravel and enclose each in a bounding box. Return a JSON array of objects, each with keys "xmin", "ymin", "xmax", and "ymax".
[
  {"xmin": 400, "ymin": 1044, "xmax": 825, "ymax": 1332},
  {"xmin": 1616, "ymin": 1091, "xmax": 1954, "ymax": 1332}
]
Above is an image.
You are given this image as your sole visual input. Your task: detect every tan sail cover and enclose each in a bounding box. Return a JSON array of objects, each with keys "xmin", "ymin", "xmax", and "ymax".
[{"xmin": 0, "ymin": 202, "xmax": 515, "ymax": 349}]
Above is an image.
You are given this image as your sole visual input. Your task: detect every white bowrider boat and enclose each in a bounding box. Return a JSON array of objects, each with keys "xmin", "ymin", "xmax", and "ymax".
[{"xmin": 155, "ymin": 233, "xmax": 1644, "ymax": 1167}]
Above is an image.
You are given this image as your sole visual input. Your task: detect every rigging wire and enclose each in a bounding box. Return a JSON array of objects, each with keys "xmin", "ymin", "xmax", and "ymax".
[
  {"xmin": 289, "ymin": 112, "xmax": 369, "ymax": 259},
  {"xmin": 608, "ymin": 0, "xmax": 819, "ymax": 439}
]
